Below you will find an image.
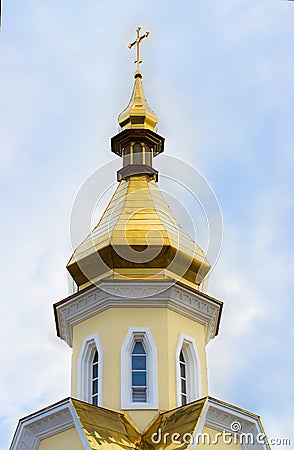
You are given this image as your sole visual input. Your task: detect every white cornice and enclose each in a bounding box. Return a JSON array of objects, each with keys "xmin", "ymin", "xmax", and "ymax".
[
  {"xmin": 192, "ymin": 398, "xmax": 270, "ymax": 450},
  {"xmin": 54, "ymin": 281, "xmax": 222, "ymax": 347},
  {"xmin": 9, "ymin": 399, "xmax": 89, "ymax": 450},
  {"xmin": 10, "ymin": 396, "xmax": 269, "ymax": 450}
]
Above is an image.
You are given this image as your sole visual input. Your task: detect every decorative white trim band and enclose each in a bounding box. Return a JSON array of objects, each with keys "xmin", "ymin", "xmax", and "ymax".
[
  {"xmin": 55, "ymin": 281, "xmax": 222, "ymax": 347},
  {"xmin": 9, "ymin": 399, "xmax": 89, "ymax": 450},
  {"xmin": 192, "ymin": 398, "xmax": 270, "ymax": 450},
  {"xmin": 10, "ymin": 396, "xmax": 269, "ymax": 450}
]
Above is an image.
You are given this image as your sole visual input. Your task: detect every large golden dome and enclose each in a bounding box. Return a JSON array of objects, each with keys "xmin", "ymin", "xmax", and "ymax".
[{"xmin": 67, "ymin": 174, "xmax": 210, "ymax": 291}]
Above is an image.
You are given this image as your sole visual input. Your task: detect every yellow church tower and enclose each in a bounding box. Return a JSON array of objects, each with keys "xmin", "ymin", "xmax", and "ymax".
[{"xmin": 10, "ymin": 28, "xmax": 270, "ymax": 449}]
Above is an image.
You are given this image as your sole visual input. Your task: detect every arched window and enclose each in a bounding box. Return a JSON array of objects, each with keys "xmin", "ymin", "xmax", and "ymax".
[
  {"xmin": 176, "ymin": 334, "xmax": 201, "ymax": 407},
  {"xmin": 133, "ymin": 142, "xmax": 143, "ymax": 164},
  {"xmin": 77, "ymin": 334, "xmax": 103, "ymax": 406},
  {"xmin": 179, "ymin": 350, "xmax": 187, "ymax": 406},
  {"xmin": 121, "ymin": 328, "xmax": 158, "ymax": 409},
  {"xmin": 91, "ymin": 350, "xmax": 99, "ymax": 406},
  {"xmin": 131, "ymin": 341, "xmax": 147, "ymax": 402}
]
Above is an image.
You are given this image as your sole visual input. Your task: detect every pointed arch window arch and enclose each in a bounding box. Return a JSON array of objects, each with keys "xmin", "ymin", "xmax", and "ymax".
[
  {"xmin": 121, "ymin": 328, "xmax": 158, "ymax": 409},
  {"xmin": 176, "ymin": 334, "xmax": 202, "ymax": 406},
  {"xmin": 77, "ymin": 334, "xmax": 103, "ymax": 406},
  {"xmin": 131, "ymin": 340, "xmax": 147, "ymax": 402},
  {"xmin": 91, "ymin": 349, "xmax": 99, "ymax": 406},
  {"xmin": 179, "ymin": 349, "xmax": 187, "ymax": 405}
]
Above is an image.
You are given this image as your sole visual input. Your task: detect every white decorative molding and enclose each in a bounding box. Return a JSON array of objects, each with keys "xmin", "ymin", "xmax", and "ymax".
[
  {"xmin": 121, "ymin": 327, "xmax": 158, "ymax": 410},
  {"xmin": 206, "ymin": 406, "xmax": 254, "ymax": 434},
  {"xmin": 77, "ymin": 333, "xmax": 103, "ymax": 406},
  {"xmin": 9, "ymin": 399, "xmax": 89, "ymax": 450},
  {"xmin": 55, "ymin": 281, "xmax": 222, "ymax": 347},
  {"xmin": 190, "ymin": 398, "xmax": 270, "ymax": 450},
  {"xmin": 9, "ymin": 396, "xmax": 269, "ymax": 450},
  {"xmin": 175, "ymin": 333, "xmax": 202, "ymax": 407}
]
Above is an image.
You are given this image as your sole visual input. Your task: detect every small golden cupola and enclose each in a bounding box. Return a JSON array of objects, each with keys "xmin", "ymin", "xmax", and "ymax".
[
  {"xmin": 118, "ymin": 72, "xmax": 158, "ymax": 132},
  {"xmin": 118, "ymin": 27, "xmax": 158, "ymax": 132},
  {"xmin": 66, "ymin": 27, "xmax": 210, "ymax": 293}
]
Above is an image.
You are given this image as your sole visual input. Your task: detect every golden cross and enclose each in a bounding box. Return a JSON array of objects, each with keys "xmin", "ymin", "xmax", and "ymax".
[{"xmin": 128, "ymin": 27, "xmax": 150, "ymax": 73}]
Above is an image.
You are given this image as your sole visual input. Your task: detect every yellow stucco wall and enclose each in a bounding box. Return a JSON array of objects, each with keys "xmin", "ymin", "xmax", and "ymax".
[
  {"xmin": 38, "ymin": 428, "xmax": 84, "ymax": 450},
  {"xmin": 197, "ymin": 426, "xmax": 243, "ymax": 449},
  {"xmin": 71, "ymin": 306, "xmax": 208, "ymax": 429}
]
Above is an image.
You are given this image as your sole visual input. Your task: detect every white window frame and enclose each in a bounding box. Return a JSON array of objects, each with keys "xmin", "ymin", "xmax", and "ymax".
[
  {"xmin": 121, "ymin": 327, "xmax": 158, "ymax": 410},
  {"xmin": 176, "ymin": 333, "xmax": 202, "ymax": 406},
  {"xmin": 77, "ymin": 333, "xmax": 103, "ymax": 406}
]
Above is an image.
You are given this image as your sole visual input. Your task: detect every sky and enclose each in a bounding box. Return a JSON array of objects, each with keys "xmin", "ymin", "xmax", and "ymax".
[{"xmin": 1, "ymin": 0, "xmax": 294, "ymax": 448}]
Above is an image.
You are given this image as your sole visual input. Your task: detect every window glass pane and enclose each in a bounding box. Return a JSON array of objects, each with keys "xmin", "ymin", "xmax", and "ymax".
[
  {"xmin": 93, "ymin": 350, "xmax": 98, "ymax": 363},
  {"xmin": 180, "ymin": 362, "xmax": 186, "ymax": 378},
  {"xmin": 92, "ymin": 395, "xmax": 98, "ymax": 406},
  {"xmin": 123, "ymin": 146, "xmax": 131, "ymax": 166},
  {"xmin": 132, "ymin": 355, "xmax": 146, "ymax": 370},
  {"xmin": 92, "ymin": 379, "xmax": 98, "ymax": 395},
  {"xmin": 132, "ymin": 372, "xmax": 146, "ymax": 386},
  {"xmin": 133, "ymin": 142, "xmax": 142, "ymax": 152},
  {"xmin": 132, "ymin": 342, "xmax": 145, "ymax": 354},
  {"xmin": 133, "ymin": 143, "xmax": 142, "ymax": 164},
  {"xmin": 181, "ymin": 395, "xmax": 187, "ymax": 406},
  {"xmin": 145, "ymin": 146, "xmax": 152, "ymax": 166},
  {"xmin": 180, "ymin": 350, "xmax": 185, "ymax": 363},
  {"xmin": 93, "ymin": 363, "xmax": 98, "ymax": 378},
  {"xmin": 181, "ymin": 379, "xmax": 187, "ymax": 394}
]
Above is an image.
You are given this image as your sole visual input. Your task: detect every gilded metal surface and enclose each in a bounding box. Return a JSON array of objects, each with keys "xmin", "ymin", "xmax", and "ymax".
[
  {"xmin": 71, "ymin": 399, "xmax": 139, "ymax": 449},
  {"xmin": 128, "ymin": 27, "xmax": 150, "ymax": 74},
  {"xmin": 70, "ymin": 398, "xmax": 206, "ymax": 449},
  {"xmin": 70, "ymin": 398, "xmax": 270, "ymax": 449},
  {"xmin": 118, "ymin": 74, "xmax": 158, "ymax": 132},
  {"xmin": 144, "ymin": 399, "xmax": 206, "ymax": 449},
  {"xmin": 67, "ymin": 175, "xmax": 210, "ymax": 289}
]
